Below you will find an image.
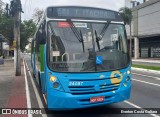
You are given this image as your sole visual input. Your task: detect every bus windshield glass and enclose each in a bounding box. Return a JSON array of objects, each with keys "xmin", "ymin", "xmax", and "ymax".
[{"xmin": 47, "ymin": 21, "xmax": 130, "ymax": 72}]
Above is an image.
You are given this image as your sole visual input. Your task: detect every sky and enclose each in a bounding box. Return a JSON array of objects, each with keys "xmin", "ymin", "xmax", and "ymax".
[{"xmin": 2, "ymin": 0, "xmax": 143, "ymax": 20}]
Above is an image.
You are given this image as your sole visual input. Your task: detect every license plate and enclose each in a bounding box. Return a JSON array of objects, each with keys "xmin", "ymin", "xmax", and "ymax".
[{"xmin": 90, "ymin": 96, "xmax": 105, "ymax": 103}]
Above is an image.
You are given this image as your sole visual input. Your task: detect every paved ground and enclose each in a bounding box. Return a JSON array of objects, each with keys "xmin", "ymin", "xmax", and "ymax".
[
  {"xmin": 0, "ymin": 59, "xmax": 28, "ymax": 117},
  {"xmin": 23, "ymin": 55, "xmax": 160, "ymax": 117},
  {"xmin": 0, "ymin": 60, "xmax": 15, "ymax": 108}
]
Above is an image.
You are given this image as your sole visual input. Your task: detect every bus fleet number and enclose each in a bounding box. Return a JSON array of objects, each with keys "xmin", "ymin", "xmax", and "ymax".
[{"xmin": 69, "ymin": 82, "xmax": 83, "ymax": 86}]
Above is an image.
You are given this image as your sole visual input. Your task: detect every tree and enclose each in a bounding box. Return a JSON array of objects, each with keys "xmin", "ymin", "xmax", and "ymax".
[
  {"xmin": 20, "ymin": 19, "xmax": 36, "ymax": 52},
  {"xmin": 0, "ymin": 16, "xmax": 36, "ymax": 52},
  {"xmin": 0, "ymin": 14, "xmax": 14, "ymax": 45},
  {"xmin": 119, "ymin": 7, "xmax": 133, "ymax": 59},
  {"xmin": 32, "ymin": 8, "xmax": 44, "ymax": 25},
  {"xmin": 0, "ymin": 1, "xmax": 14, "ymax": 46},
  {"xmin": 0, "ymin": 0, "xmax": 4, "ymax": 14},
  {"xmin": 0, "ymin": 2, "xmax": 36, "ymax": 52}
]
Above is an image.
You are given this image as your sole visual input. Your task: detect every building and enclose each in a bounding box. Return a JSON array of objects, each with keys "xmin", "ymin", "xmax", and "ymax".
[
  {"xmin": 0, "ymin": 34, "xmax": 9, "ymax": 58},
  {"xmin": 0, "ymin": 34, "xmax": 5, "ymax": 57},
  {"xmin": 127, "ymin": 0, "xmax": 160, "ymax": 58},
  {"xmin": 3, "ymin": 42, "xmax": 9, "ymax": 57}
]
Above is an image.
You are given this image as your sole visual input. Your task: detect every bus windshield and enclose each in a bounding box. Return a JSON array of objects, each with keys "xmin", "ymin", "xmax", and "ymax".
[{"xmin": 47, "ymin": 21, "xmax": 130, "ymax": 72}]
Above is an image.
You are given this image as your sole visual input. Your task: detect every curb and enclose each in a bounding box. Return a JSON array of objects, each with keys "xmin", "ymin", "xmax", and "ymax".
[
  {"xmin": 132, "ymin": 67, "xmax": 160, "ymax": 74},
  {"xmin": 132, "ymin": 60, "xmax": 160, "ymax": 64}
]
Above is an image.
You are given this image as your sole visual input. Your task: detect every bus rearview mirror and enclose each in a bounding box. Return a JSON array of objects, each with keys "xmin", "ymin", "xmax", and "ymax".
[{"xmin": 38, "ymin": 32, "xmax": 46, "ymax": 45}]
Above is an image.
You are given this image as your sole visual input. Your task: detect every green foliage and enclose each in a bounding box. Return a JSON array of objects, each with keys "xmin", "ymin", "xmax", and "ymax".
[
  {"xmin": 0, "ymin": 14, "xmax": 14, "ymax": 45},
  {"xmin": 119, "ymin": 7, "xmax": 132, "ymax": 25},
  {"xmin": 0, "ymin": 1, "xmax": 14, "ymax": 45},
  {"xmin": 0, "ymin": 0, "xmax": 4, "ymax": 14},
  {"xmin": 132, "ymin": 64, "xmax": 160, "ymax": 71},
  {"xmin": 0, "ymin": 1, "xmax": 36, "ymax": 52},
  {"xmin": 20, "ymin": 19, "xmax": 36, "ymax": 52},
  {"xmin": 0, "ymin": 15, "xmax": 36, "ymax": 52}
]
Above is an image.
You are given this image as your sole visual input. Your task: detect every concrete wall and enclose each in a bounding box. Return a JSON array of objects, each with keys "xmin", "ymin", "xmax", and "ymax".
[
  {"xmin": 138, "ymin": 1, "xmax": 160, "ymax": 37},
  {"xmin": 131, "ymin": 0, "xmax": 160, "ymax": 38}
]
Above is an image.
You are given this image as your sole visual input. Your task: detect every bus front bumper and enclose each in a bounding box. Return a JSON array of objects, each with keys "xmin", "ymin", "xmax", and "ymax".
[{"xmin": 47, "ymin": 85, "xmax": 131, "ymax": 110}]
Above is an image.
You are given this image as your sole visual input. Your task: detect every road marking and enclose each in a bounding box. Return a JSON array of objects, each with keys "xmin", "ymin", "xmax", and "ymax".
[
  {"xmin": 133, "ymin": 79, "xmax": 160, "ymax": 87},
  {"xmin": 24, "ymin": 59, "xmax": 47, "ymax": 117},
  {"xmin": 133, "ymin": 73, "xmax": 160, "ymax": 81},
  {"xmin": 23, "ymin": 60, "xmax": 32, "ymax": 117},
  {"xmin": 124, "ymin": 101, "xmax": 141, "ymax": 109},
  {"xmin": 124, "ymin": 101, "xmax": 159, "ymax": 117},
  {"xmin": 43, "ymin": 94, "xmax": 47, "ymax": 104}
]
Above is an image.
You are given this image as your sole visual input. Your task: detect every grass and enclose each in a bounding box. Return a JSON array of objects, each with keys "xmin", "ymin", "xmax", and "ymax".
[{"xmin": 132, "ymin": 64, "xmax": 160, "ymax": 71}]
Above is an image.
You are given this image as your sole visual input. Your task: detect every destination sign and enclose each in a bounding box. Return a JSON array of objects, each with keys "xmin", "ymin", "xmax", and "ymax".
[{"xmin": 47, "ymin": 6, "xmax": 122, "ymax": 21}]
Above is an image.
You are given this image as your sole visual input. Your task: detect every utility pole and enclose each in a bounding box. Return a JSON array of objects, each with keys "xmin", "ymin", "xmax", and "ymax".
[
  {"xmin": 10, "ymin": 0, "xmax": 23, "ymax": 76},
  {"xmin": 14, "ymin": 9, "xmax": 21, "ymax": 76}
]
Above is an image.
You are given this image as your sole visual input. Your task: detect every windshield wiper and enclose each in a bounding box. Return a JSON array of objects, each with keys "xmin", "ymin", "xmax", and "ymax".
[
  {"xmin": 95, "ymin": 21, "xmax": 111, "ymax": 51},
  {"xmin": 99, "ymin": 21, "xmax": 111, "ymax": 40},
  {"xmin": 67, "ymin": 20, "xmax": 85, "ymax": 52},
  {"xmin": 80, "ymin": 30, "xmax": 85, "ymax": 52},
  {"xmin": 95, "ymin": 30, "xmax": 100, "ymax": 51}
]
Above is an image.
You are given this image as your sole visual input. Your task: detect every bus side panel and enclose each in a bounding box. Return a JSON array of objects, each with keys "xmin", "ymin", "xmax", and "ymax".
[
  {"xmin": 31, "ymin": 48, "xmax": 36, "ymax": 76},
  {"xmin": 39, "ymin": 45, "xmax": 46, "ymax": 94},
  {"xmin": 35, "ymin": 44, "xmax": 41, "ymax": 86},
  {"xmin": 34, "ymin": 42, "xmax": 46, "ymax": 93},
  {"xmin": 35, "ymin": 52, "xmax": 39, "ymax": 84},
  {"xmin": 33, "ymin": 52, "xmax": 36, "ymax": 76}
]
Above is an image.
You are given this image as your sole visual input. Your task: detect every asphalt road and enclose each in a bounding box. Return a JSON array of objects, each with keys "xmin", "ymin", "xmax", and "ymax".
[{"xmin": 24, "ymin": 54, "xmax": 160, "ymax": 117}]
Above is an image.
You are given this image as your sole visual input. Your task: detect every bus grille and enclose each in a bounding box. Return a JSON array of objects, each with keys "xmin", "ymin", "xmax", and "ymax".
[{"xmin": 69, "ymin": 83, "xmax": 120, "ymax": 95}]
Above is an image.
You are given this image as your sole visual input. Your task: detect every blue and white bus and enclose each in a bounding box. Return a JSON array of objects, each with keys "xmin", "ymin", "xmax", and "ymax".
[{"xmin": 31, "ymin": 6, "xmax": 132, "ymax": 110}]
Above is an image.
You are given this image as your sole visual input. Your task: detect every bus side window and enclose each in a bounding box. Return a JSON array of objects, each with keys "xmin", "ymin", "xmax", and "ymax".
[
  {"xmin": 36, "ymin": 26, "xmax": 42, "ymax": 62},
  {"xmin": 31, "ymin": 39, "xmax": 35, "ymax": 52},
  {"xmin": 51, "ymin": 35, "xmax": 66, "ymax": 62},
  {"xmin": 31, "ymin": 40, "xmax": 33, "ymax": 54},
  {"xmin": 111, "ymin": 29, "xmax": 118, "ymax": 49}
]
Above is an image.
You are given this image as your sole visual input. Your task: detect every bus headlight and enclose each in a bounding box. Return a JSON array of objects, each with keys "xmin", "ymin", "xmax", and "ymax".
[
  {"xmin": 53, "ymin": 82, "xmax": 59, "ymax": 88},
  {"xmin": 49, "ymin": 76, "xmax": 64, "ymax": 91},
  {"xmin": 50, "ymin": 76, "xmax": 57, "ymax": 82},
  {"xmin": 127, "ymin": 70, "xmax": 131, "ymax": 75}
]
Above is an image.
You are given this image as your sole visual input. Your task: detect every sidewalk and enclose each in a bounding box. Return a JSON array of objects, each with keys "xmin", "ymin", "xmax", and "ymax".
[
  {"xmin": 0, "ymin": 59, "xmax": 27, "ymax": 117},
  {"xmin": 132, "ymin": 58, "xmax": 160, "ymax": 74},
  {"xmin": 132, "ymin": 58, "xmax": 160, "ymax": 63},
  {"xmin": 132, "ymin": 58, "xmax": 160, "ymax": 67}
]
